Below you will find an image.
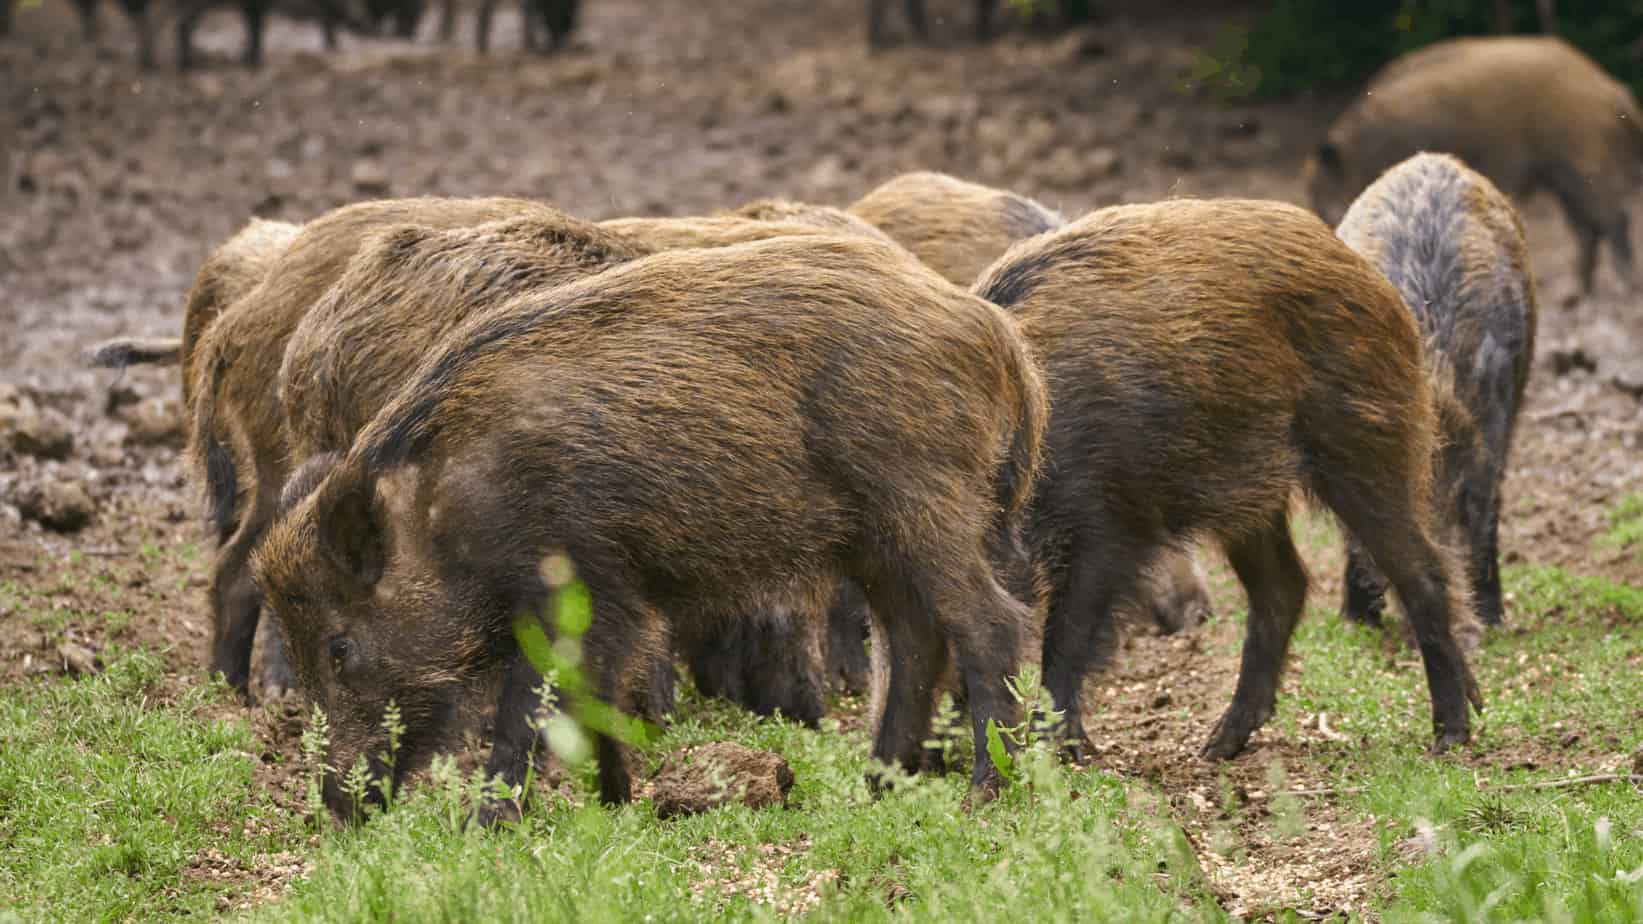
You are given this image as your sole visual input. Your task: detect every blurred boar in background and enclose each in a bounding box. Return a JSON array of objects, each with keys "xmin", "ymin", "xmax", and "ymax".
[{"xmin": 1304, "ymin": 35, "xmax": 1643, "ymax": 302}]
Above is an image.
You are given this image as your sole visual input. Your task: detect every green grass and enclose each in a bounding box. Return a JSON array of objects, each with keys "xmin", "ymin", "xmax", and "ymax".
[
  {"xmin": 0, "ymin": 649, "xmax": 303, "ymax": 921},
  {"xmin": 2, "ymin": 558, "xmax": 1641, "ymax": 921},
  {"xmin": 1600, "ymin": 494, "xmax": 1643, "ymax": 558}
]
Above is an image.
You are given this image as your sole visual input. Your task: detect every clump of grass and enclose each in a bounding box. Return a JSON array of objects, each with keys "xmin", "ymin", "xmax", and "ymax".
[{"xmin": 1598, "ymin": 493, "xmax": 1643, "ymax": 557}]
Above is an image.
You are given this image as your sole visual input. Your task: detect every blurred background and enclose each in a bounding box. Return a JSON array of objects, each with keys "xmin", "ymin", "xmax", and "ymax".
[{"xmin": 1, "ymin": 0, "xmax": 1639, "ymax": 558}]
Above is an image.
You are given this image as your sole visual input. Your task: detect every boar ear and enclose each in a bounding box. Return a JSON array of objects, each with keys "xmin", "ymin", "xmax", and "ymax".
[
  {"xmin": 1315, "ymin": 141, "xmax": 1343, "ymax": 173},
  {"xmin": 318, "ymin": 481, "xmax": 386, "ymax": 590}
]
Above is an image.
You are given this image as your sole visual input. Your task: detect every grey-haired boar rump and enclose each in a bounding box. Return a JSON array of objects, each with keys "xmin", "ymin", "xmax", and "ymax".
[
  {"xmin": 1334, "ymin": 152, "xmax": 1537, "ymax": 629},
  {"xmin": 252, "ymin": 235, "xmax": 1047, "ymax": 821}
]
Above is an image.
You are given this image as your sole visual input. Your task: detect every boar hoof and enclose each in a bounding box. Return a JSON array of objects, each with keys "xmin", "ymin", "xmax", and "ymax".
[
  {"xmin": 961, "ymin": 778, "xmax": 1001, "ymax": 811},
  {"xmin": 474, "ymin": 797, "xmax": 523, "ymax": 829},
  {"xmin": 1429, "ymin": 722, "xmax": 1472, "ymax": 756},
  {"xmin": 1053, "ymin": 728, "xmax": 1092, "ymax": 765},
  {"xmin": 1200, "ymin": 713, "xmax": 1256, "ymax": 761}
]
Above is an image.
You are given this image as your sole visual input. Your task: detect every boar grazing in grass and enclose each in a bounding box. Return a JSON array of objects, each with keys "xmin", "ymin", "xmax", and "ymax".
[
  {"xmin": 849, "ymin": 170, "xmax": 1216, "ymax": 636},
  {"xmin": 1335, "ymin": 153, "xmax": 1537, "ymax": 629},
  {"xmin": 1304, "ymin": 36, "xmax": 1643, "ymax": 300},
  {"xmin": 972, "ymin": 198, "xmax": 1484, "ymax": 762},
  {"xmin": 183, "ymin": 197, "xmax": 547, "ymax": 697},
  {"xmin": 282, "ymin": 205, "xmax": 877, "ymax": 727},
  {"xmin": 252, "ymin": 235, "xmax": 1047, "ymax": 822}
]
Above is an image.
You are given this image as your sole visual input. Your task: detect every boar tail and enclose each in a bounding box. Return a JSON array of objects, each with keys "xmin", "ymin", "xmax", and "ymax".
[
  {"xmin": 994, "ymin": 325, "xmax": 1047, "ymax": 523},
  {"xmin": 86, "ymin": 337, "xmax": 183, "ymax": 368},
  {"xmin": 189, "ymin": 353, "xmax": 240, "ymax": 544}
]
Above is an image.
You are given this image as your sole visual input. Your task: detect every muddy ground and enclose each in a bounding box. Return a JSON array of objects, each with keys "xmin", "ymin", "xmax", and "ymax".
[{"xmin": 2, "ymin": 0, "xmax": 1641, "ymax": 917}]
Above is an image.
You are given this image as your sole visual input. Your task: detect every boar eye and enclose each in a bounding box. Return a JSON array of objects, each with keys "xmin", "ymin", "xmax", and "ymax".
[{"xmin": 328, "ymin": 637, "xmax": 355, "ymax": 674}]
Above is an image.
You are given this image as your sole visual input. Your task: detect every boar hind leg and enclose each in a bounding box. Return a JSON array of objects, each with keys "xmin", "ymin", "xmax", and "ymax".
[
  {"xmin": 1607, "ymin": 212, "xmax": 1635, "ymax": 291},
  {"xmin": 1201, "ymin": 512, "xmax": 1309, "ymax": 760},
  {"xmin": 1340, "ymin": 535, "xmax": 1389, "ymax": 626},
  {"xmin": 1038, "ymin": 532, "xmax": 1129, "ymax": 761},
  {"xmin": 824, "ymin": 584, "xmax": 871, "ymax": 694},
  {"xmin": 1326, "ymin": 485, "xmax": 1482, "ymax": 752},
  {"xmin": 945, "ymin": 566, "xmax": 1026, "ymax": 801},
  {"xmin": 208, "ymin": 482, "xmax": 277, "ymax": 694},
  {"xmin": 861, "ymin": 582, "xmax": 948, "ymax": 785}
]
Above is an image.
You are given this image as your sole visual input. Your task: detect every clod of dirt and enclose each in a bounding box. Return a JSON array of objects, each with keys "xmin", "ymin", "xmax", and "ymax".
[
  {"xmin": 351, "ymin": 159, "xmax": 390, "ymax": 195},
  {"xmin": 1610, "ymin": 373, "xmax": 1643, "ymax": 400},
  {"xmin": 2, "ymin": 402, "xmax": 74, "ymax": 460},
  {"xmin": 119, "ymin": 396, "xmax": 185, "ymax": 447},
  {"xmin": 13, "ymin": 480, "xmax": 95, "ymax": 532},
  {"xmin": 55, "ymin": 640, "xmax": 100, "ymax": 675},
  {"xmin": 651, "ymin": 742, "xmax": 794, "ymax": 819},
  {"xmin": 1547, "ymin": 345, "xmax": 1599, "ymax": 377}
]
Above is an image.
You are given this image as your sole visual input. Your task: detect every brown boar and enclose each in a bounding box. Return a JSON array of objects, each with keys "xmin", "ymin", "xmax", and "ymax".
[
  {"xmin": 867, "ymin": 0, "xmax": 1000, "ymax": 46},
  {"xmin": 252, "ymin": 234, "xmax": 1046, "ymax": 821},
  {"xmin": 1303, "ymin": 35, "xmax": 1643, "ymax": 299},
  {"xmin": 848, "ymin": 170, "xmax": 1215, "ymax": 635},
  {"xmin": 279, "ymin": 208, "xmax": 880, "ymax": 727},
  {"xmin": 186, "ymin": 196, "xmax": 547, "ymax": 696},
  {"xmin": 972, "ymin": 197, "xmax": 1484, "ymax": 761},
  {"xmin": 1334, "ymin": 153, "xmax": 1537, "ymax": 629},
  {"xmin": 848, "ymin": 171, "xmax": 1064, "ymax": 289}
]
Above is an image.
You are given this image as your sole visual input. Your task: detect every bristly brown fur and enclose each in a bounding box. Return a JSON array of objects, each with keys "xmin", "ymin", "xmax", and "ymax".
[
  {"xmin": 973, "ymin": 196, "xmax": 1483, "ymax": 763},
  {"xmin": 189, "ymin": 196, "xmax": 549, "ymax": 694},
  {"xmin": 848, "ymin": 170, "xmax": 1063, "ymax": 287},
  {"xmin": 253, "ymin": 234, "xmax": 1047, "ymax": 818}
]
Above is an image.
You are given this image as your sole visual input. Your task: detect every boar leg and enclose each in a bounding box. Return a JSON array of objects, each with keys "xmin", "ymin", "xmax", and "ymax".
[
  {"xmin": 118, "ymin": 0, "xmax": 155, "ymax": 69},
  {"xmin": 1607, "ymin": 212, "xmax": 1635, "ymax": 292},
  {"xmin": 476, "ymin": 651, "xmax": 548, "ymax": 826},
  {"xmin": 208, "ymin": 480, "xmax": 278, "ymax": 693},
  {"xmin": 824, "ymin": 584, "xmax": 871, "ymax": 694},
  {"xmin": 1326, "ymin": 485, "xmax": 1482, "ymax": 752},
  {"xmin": 866, "ymin": 0, "xmax": 892, "ymax": 47},
  {"xmin": 861, "ymin": 585, "xmax": 948, "ymax": 785},
  {"xmin": 1458, "ymin": 478, "xmax": 1506, "ymax": 628},
  {"xmin": 947, "ymin": 567, "xmax": 1026, "ymax": 801},
  {"xmin": 239, "ymin": 0, "xmax": 266, "ymax": 67},
  {"xmin": 74, "ymin": 0, "xmax": 99, "ymax": 39},
  {"xmin": 475, "ymin": 0, "xmax": 495, "ymax": 51},
  {"xmin": 973, "ymin": 0, "xmax": 996, "ymax": 41},
  {"xmin": 175, "ymin": 0, "xmax": 207, "ymax": 69},
  {"xmin": 437, "ymin": 0, "xmax": 455, "ymax": 41},
  {"xmin": 1340, "ymin": 535, "xmax": 1389, "ymax": 626},
  {"xmin": 1543, "ymin": 167, "xmax": 1608, "ymax": 297},
  {"xmin": 581, "ymin": 593, "xmax": 667, "ymax": 805},
  {"xmin": 1201, "ymin": 512, "xmax": 1309, "ymax": 759},
  {"xmin": 1038, "ymin": 531, "xmax": 1129, "ymax": 761}
]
